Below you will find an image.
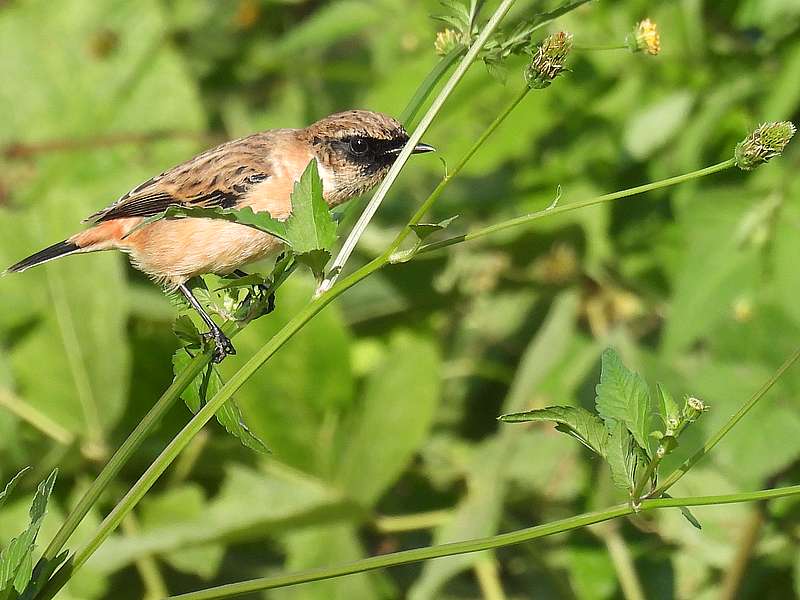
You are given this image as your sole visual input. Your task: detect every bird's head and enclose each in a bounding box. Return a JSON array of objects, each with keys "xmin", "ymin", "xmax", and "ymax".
[{"xmin": 302, "ymin": 109, "xmax": 435, "ymax": 205}]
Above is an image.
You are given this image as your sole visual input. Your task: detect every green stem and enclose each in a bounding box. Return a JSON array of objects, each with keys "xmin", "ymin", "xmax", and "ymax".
[
  {"xmin": 601, "ymin": 527, "xmax": 646, "ymax": 600},
  {"xmin": 417, "ymin": 158, "xmax": 737, "ymax": 254},
  {"xmin": 165, "ymin": 485, "xmax": 800, "ymax": 600},
  {"xmin": 38, "ymin": 266, "xmax": 296, "ymax": 571},
  {"xmin": 316, "ymin": 0, "xmax": 520, "ymax": 295},
  {"xmin": 574, "ymin": 44, "xmax": 628, "ymax": 51},
  {"xmin": 399, "ymin": 45, "xmax": 466, "ymax": 127},
  {"xmin": 0, "ymin": 389, "xmax": 75, "ymax": 447},
  {"xmin": 630, "ymin": 454, "xmax": 661, "ymax": 508},
  {"xmin": 653, "ymin": 345, "xmax": 800, "ymax": 496},
  {"xmin": 373, "ymin": 509, "xmax": 452, "ymax": 533},
  {"xmin": 390, "ymin": 83, "xmax": 531, "ymax": 258},
  {"xmin": 36, "ymin": 258, "xmax": 387, "ymax": 600},
  {"xmin": 39, "ymin": 335, "xmax": 220, "ymax": 565}
]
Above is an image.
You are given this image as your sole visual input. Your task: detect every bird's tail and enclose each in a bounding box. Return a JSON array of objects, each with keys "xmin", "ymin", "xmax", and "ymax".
[{"xmin": 4, "ymin": 240, "xmax": 81, "ymax": 274}]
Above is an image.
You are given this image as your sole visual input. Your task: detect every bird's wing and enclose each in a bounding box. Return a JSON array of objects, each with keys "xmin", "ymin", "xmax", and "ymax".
[{"xmin": 85, "ymin": 134, "xmax": 273, "ymax": 223}]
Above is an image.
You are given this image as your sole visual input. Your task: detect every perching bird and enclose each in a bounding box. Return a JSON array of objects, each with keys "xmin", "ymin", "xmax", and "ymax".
[{"xmin": 5, "ymin": 110, "xmax": 435, "ymax": 362}]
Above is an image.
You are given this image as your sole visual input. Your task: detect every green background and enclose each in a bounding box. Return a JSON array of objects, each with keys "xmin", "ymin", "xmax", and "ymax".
[{"xmin": 1, "ymin": 0, "xmax": 800, "ymax": 598}]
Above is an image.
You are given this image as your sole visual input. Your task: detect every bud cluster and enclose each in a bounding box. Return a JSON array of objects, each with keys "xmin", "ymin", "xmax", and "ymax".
[
  {"xmin": 525, "ymin": 31, "xmax": 573, "ymax": 89},
  {"xmin": 735, "ymin": 121, "xmax": 797, "ymax": 171}
]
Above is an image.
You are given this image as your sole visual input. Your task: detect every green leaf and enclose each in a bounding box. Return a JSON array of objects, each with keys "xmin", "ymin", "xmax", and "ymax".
[
  {"xmin": 409, "ymin": 216, "xmax": 460, "ymax": 241},
  {"xmin": 656, "ymin": 383, "xmax": 680, "ymax": 427},
  {"xmin": 138, "ymin": 485, "xmax": 224, "ymax": 580},
  {"xmin": 499, "ymin": 406, "xmax": 608, "ymax": 457},
  {"xmin": 0, "ymin": 469, "xmax": 57, "ymax": 595},
  {"xmin": 125, "ymin": 204, "xmax": 289, "ymax": 241},
  {"xmin": 172, "ymin": 315, "xmax": 202, "ymax": 348},
  {"xmin": 606, "ymin": 423, "xmax": 640, "ymax": 493},
  {"xmin": 223, "ymin": 278, "xmax": 354, "ymax": 474},
  {"xmin": 0, "ymin": 470, "xmax": 29, "ymax": 513},
  {"xmin": 334, "ymin": 331, "xmax": 441, "ymax": 506},
  {"xmin": 661, "ymin": 493, "xmax": 703, "ymax": 530},
  {"xmin": 172, "ymin": 350, "xmax": 269, "ymax": 454},
  {"xmin": 595, "ymin": 348, "xmax": 652, "ymax": 455},
  {"xmin": 284, "ymin": 160, "xmax": 338, "ymax": 279}
]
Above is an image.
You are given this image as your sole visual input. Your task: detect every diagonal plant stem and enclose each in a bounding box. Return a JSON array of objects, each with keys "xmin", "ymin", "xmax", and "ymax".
[
  {"xmin": 400, "ymin": 45, "xmax": 466, "ymax": 126},
  {"xmin": 315, "ymin": 0, "xmax": 520, "ymax": 296},
  {"xmin": 415, "ymin": 158, "xmax": 737, "ymax": 255},
  {"xmin": 652, "ymin": 345, "xmax": 800, "ymax": 496},
  {"xmin": 165, "ymin": 485, "xmax": 800, "ymax": 600},
  {"xmin": 38, "ymin": 267, "xmax": 298, "ymax": 567}
]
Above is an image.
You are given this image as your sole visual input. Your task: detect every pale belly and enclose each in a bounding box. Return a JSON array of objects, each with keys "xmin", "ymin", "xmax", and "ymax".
[{"xmin": 123, "ymin": 217, "xmax": 284, "ymax": 287}]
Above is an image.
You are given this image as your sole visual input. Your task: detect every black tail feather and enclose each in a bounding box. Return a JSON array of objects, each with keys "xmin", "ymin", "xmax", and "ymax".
[{"xmin": 5, "ymin": 240, "xmax": 81, "ymax": 274}]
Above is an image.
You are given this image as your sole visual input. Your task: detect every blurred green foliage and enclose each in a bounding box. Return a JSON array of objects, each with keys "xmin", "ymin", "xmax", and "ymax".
[{"xmin": 1, "ymin": 0, "xmax": 800, "ymax": 598}]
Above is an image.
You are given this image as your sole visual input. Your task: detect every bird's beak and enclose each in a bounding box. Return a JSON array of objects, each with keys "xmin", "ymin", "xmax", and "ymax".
[{"xmin": 412, "ymin": 142, "xmax": 436, "ymax": 154}]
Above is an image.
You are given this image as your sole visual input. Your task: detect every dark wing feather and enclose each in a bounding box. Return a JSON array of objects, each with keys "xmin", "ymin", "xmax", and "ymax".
[{"xmin": 84, "ymin": 133, "xmax": 273, "ymax": 223}]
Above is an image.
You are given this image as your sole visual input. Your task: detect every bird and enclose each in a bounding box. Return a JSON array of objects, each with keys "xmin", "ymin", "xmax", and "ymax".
[{"xmin": 5, "ymin": 110, "xmax": 435, "ymax": 362}]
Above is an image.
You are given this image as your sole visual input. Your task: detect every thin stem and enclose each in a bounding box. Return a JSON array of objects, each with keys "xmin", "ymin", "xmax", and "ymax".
[
  {"xmin": 473, "ymin": 557, "xmax": 507, "ymax": 600},
  {"xmin": 389, "ymin": 84, "xmax": 531, "ymax": 259},
  {"xmin": 601, "ymin": 527, "xmax": 645, "ymax": 600},
  {"xmin": 631, "ymin": 454, "xmax": 661, "ymax": 507},
  {"xmin": 399, "ymin": 45, "xmax": 466, "ymax": 127},
  {"xmin": 316, "ymin": 0, "xmax": 520, "ymax": 296},
  {"xmin": 417, "ymin": 158, "xmax": 737, "ymax": 255},
  {"xmin": 0, "ymin": 389, "xmax": 75, "ymax": 446},
  {"xmin": 373, "ymin": 509, "xmax": 452, "ymax": 534},
  {"xmin": 653, "ymin": 345, "xmax": 800, "ymax": 496},
  {"xmin": 37, "ymin": 258, "xmax": 387, "ymax": 600},
  {"xmin": 121, "ymin": 514, "xmax": 169, "ymax": 600},
  {"xmin": 39, "ymin": 336, "xmax": 220, "ymax": 565},
  {"xmin": 40, "ymin": 269, "xmax": 294, "ymax": 567},
  {"xmin": 165, "ymin": 485, "xmax": 800, "ymax": 600},
  {"xmin": 719, "ymin": 507, "xmax": 764, "ymax": 600},
  {"xmin": 574, "ymin": 44, "xmax": 628, "ymax": 51}
]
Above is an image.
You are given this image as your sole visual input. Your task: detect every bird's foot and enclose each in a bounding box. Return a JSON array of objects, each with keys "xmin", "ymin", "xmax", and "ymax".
[{"xmin": 202, "ymin": 327, "xmax": 236, "ymax": 363}]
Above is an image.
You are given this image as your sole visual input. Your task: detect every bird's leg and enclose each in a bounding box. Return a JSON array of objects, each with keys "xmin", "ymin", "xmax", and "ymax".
[{"xmin": 178, "ymin": 283, "xmax": 236, "ymax": 363}]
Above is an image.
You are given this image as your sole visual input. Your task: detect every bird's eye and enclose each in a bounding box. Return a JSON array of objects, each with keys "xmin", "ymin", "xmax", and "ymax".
[{"xmin": 349, "ymin": 137, "xmax": 369, "ymax": 155}]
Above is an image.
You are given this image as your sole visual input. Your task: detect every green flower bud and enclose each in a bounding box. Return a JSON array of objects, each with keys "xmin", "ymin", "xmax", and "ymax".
[
  {"xmin": 683, "ymin": 396, "xmax": 708, "ymax": 422},
  {"xmin": 735, "ymin": 121, "xmax": 796, "ymax": 171}
]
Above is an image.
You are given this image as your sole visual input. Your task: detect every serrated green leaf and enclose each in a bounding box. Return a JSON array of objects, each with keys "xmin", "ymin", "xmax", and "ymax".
[
  {"xmin": 432, "ymin": 14, "xmax": 468, "ymax": 32},
  {"xmin": 0, "ymin": 469, "xmax": 57, "ymax": 594},
  {"xmin": 0, "ymin": 469, "xmax": 29, "ymax": 513},
  {"xmin": 125, "ymin": 204, "xmax": 289, "ymax": 241},
  {"xmin": 595, "ymin": 348, "xmax": 652, "ymax": 455},
  {"xmin": 283, "ymin": 160, "xmax": 337, "ymax": 279},
  {"xmin": 499, "ymin": 406, "xmax": 608, "ymax": 457},
  {"xmin": 606, "ymin": 423, "xmax": 641, "ymax": 493},
  {"xmin": 172, "ymin": 315, "xmax": 202, "ymax": 348},
  {"xmin": 172, "ymin": 350, "xmax": 269, "ymax": 454},
  {"xmin": 656, "ymin": 383, "xmax": 680, "ymax": 426},
  {"xmin": 284, "ymin": 160, "xmax": 337, "ymax": 254}
]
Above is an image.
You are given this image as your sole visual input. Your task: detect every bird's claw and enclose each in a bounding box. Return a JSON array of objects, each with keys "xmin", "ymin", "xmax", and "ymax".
[{"xmin": 202, "ymin": 328, "xmax": 236, "ymax": 363}]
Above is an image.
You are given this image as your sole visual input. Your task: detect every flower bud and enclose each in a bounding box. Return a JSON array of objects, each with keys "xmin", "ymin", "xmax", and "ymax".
[
  {"xmin": 627, "ymin": 19, "xmax": 660, "ymax": 55},
  {"xmin": 735, "ymin": 121, "xmax": 796, "ymax": 171},
  {"xmin": 434, "ymin": 28, "xmax": 461, "ymax": 56},
  {"xmin": 525, "ymin": 31, "xmax": 573, "ymax": 89},
  {"xmin": 683, "ymin": 396, "xmax": 708, "ymax": 422}
]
